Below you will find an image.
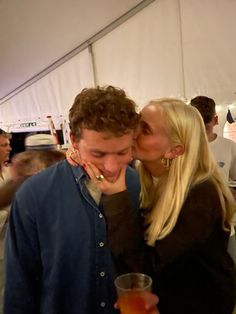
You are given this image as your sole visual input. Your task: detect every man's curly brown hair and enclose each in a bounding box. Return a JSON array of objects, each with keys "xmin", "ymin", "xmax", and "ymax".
[{"xmin": 69, "ymin": 86, "xmax": 140, "ymax": 138}]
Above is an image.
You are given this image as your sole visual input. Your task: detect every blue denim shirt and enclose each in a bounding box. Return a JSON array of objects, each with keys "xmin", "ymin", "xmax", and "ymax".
[{"xmin": 4, "ymin": 160, "xmax": 140, "ymax": 314}]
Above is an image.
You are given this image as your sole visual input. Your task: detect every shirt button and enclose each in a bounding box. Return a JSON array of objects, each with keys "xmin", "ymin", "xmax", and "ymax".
[
  {"xmin": 100, "ymin": 271, "xmax": 105, "ymax": 277},
  {"xmin": 100, "ymin": 302, "xmax": 106, "ymax": 307},
  {"xmin": 99, "ymin": 213, "xmax": 103, "ymax": 218},
  {"xmin": 99, "ymin": 242, "xmax": 104, "ymax": 247}
]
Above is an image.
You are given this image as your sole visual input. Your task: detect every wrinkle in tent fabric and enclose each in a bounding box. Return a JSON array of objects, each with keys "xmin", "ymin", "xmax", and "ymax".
[{"xmin": 1, "ymin": 0, "xmax": 236, "ymax": 135}]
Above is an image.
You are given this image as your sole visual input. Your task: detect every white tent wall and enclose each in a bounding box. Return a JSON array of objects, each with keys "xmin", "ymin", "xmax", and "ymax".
[
  {"xmin": 93, "ymin": 0, "xmax": 184, "ymax": 106},
  {"xmin": 0, "ymin": 48, "xmax": 94, "ymax": 132},
  {"xmin": 182, "ymin": 0, "xmax": 236, "ymax": 104},
  {"xmin": 0, "ymin": 0, "xmax": 144, "ymax": 100},
  {"xmin": 1, "ymin": 0, "xmax": 236, "ymax": 135},
  {"xmin": 93, "ymin": 0, "xmax": 236, "ymax": 134}
]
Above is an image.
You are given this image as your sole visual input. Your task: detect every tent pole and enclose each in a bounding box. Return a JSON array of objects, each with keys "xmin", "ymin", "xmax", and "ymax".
[
  {"xmin": 177, "ymin": 0, "xmax": 186, "ymax": 100},
  {"xmin": 0, "ymin": 0, "xmax": 155, "ymax": 104}
]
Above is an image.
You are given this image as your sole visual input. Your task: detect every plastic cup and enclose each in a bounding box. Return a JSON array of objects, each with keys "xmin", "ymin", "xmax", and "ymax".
[{"xmin": 114, "ymin": 273, "xmax": 152, "ymax": 314}]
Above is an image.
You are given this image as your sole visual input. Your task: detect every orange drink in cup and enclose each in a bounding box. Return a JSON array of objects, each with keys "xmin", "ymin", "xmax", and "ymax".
[{"xmin": 114, "ymin": 273, "xmax": 152, "ymax": 314}]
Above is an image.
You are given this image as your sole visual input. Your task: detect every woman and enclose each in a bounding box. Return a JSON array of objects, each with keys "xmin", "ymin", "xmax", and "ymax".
[
  {"xmin": 132, "ymin": 98, "xmax": 236, "ymax": 313},
  {"xmin": 68, "ymin": 98, "xmax": 236, "ymax": 314}
]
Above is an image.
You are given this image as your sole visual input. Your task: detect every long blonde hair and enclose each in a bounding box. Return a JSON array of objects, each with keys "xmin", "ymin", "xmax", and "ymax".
[{"xmin": 138, "ymin": 98, "xmax": 235, "ymax": 246}]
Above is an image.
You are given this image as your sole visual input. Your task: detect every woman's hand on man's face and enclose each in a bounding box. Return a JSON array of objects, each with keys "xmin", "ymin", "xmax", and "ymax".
[{"xmin": 82, "ymin": 161, "xmax": 127, "ymax": 195}]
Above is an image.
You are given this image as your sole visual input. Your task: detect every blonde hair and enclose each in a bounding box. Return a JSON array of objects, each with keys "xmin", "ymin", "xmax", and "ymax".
[{"xmin": 138, "ymin": 98, "xmax": 236, "ymax": 246}]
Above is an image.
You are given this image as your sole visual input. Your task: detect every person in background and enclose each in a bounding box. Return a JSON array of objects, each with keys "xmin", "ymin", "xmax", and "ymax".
[
  {"xmin": 4, "ymin": 86, "xmax": 159, "ymax": 314},
  {"xmin": 24, "ymin": 133, "xmax": 58, "ymax": 151},
  {"xmin": 0, "ymin": 129, "xmax": 11, "ymax": 178},
  {"xmin": 134, "ymin": 99, "xmax": 236, "ymax": 314},
  {"xmin": 78, "ymin": 98, "xmax": 236, "ymax": 314},
  {"xmin": 0, "ymin": 133, "xmax": 65, "ymax": 208},
  {"xmin": 0, "ymin": 128, "xmax": 12, "ymax": 207},
  {"xmin": 190, "ymin": 96, "xmax": 236, "ymax": 182},
  {"xmin": 0, "ymin": 129, "xmax": 12, "ymax": 314},
  {"xmin": 0, "ymin": 132, "xmax": 65, "ymax": 314},
  {"xmin": 191, "ymin": 96, "xmax": 236, "ymax": 263}
]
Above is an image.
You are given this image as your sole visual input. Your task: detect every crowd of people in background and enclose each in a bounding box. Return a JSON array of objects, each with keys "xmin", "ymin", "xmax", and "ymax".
[
  {"xmin": 0, "ymin": 131, "xmax": 66, "ymax": 314},
  {"xmin": 0, "ymin": 87, "xmax": 236, "ymax": 314}
]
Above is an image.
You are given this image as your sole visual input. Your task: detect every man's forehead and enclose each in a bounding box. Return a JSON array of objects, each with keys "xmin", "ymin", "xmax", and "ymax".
[
  {"xmin": 0, "ymin": 135, "xmax": 9, "ymax": 142},
  {"xmin": 81, "ymin": 129, "xmax": 133, "ymax": 139},
  {"xmin": 79, "ymin": 129, "xmax": 133, "ymax": 150}
]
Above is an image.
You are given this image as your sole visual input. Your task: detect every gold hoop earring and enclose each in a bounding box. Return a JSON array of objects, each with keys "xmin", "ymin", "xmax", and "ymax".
[{"xmin": 161, "ymin": 157, "xmax": 171, "ymax": 169}]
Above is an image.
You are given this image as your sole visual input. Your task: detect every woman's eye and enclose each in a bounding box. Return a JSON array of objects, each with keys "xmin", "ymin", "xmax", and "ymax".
[
  {"xmin": 139, "ymin": 121, "xmax": 151, "ymax": 135},
  {"xmin": 142, "ymin": 127, "xmax": 151, "ymax": 135}
]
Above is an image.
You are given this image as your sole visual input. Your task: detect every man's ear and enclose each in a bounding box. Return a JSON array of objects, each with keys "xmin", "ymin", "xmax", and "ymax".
[
  {"xmin": 213, "ymin": 114, "xmax": 219, "ymax": 126},
  {"xmin": 165, "ymin": 144, "xmax": 185, "ymax": 159},
  {"xmin": 70, "ymin": 132, "xmax": 79, "ymax": 149}
]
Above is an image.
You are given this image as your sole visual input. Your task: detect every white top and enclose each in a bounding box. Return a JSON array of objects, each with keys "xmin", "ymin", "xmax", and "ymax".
[
  {"xmin": 209, "ymin": 135, "xmax": 236, "ymax": 182},
  {"xmin": 210, "ymin": 136, "xmax": 236, "ymax": 234}
]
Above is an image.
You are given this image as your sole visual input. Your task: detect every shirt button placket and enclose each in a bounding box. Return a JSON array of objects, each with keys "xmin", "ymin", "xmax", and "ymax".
[
  {"xmin": 100, "ymin": 271, "xmax": 105, "ymax": 277},
  {"xmin": 99, "ymin": 241, "xmax": 104, "ymax": 247},
  {"xmin": 100, "ymin": 301, "xmax": 106, "ymax": 308},
  {"xmin": 98, "ymin": 212, "xmax": 107, "ymax": 311}
]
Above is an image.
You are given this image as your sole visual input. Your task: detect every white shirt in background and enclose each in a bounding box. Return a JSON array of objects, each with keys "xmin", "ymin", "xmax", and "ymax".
[
  {"xmin": 210, "ymin": 135, "xmax": 236, "ymax": 237},
  {"xmin": 209, "ymin": 135, "xmax": 236, "ymax": 182}
]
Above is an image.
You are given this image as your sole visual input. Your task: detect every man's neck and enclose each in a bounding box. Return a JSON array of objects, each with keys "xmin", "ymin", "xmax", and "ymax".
[{"xmin": 207, "ymin": 132, "xmax": 217, "ymax": 143}]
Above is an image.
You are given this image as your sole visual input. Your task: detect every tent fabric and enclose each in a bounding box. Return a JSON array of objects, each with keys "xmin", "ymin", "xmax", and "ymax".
[
  {"xmin": 0, "ymin": 48, "xmax": 94, "ymax": 132},
  {"xmin": 93, "ymin": 0, "xmax": 236, "ymax": 108},
  {"xmin": 1, "ymin": 0, "xmax": 236, "ymax": 134}
]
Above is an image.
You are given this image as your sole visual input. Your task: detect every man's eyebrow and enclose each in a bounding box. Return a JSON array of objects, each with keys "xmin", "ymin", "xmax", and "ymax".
[{"xmin": 91, "ymin": 146, "xmax": 130, "ymax": 154}]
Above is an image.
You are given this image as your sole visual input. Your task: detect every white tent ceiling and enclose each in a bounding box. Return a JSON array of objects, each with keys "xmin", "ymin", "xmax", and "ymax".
[
  {"xmin": 1, "ymin": 0, "xmax": 236, "ymax": 134},
  {"xmin": 0, "ymin": 0, "xmax": 145, "ymax": 100}
]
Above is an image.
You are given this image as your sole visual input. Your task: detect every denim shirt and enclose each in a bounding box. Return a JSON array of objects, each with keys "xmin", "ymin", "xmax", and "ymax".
[{"xmin": 4, "ymin": 160, "xmax": 140, "ymax": 314}]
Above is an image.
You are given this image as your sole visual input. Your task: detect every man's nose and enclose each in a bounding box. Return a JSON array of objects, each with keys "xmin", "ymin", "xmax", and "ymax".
[{"xmin": 103, "ymin": 155, "xmax": 120, "ymax": 174}]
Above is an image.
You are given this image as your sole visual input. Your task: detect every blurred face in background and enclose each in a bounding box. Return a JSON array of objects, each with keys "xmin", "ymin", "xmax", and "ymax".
[{"xmin": 0, "ymin": 135, "xmax": 12, "ymax": 164}]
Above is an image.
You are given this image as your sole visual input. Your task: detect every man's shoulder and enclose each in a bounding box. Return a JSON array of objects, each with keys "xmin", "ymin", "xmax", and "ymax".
[
  {"xmin": 17, "ymin": 160, "xmax": 70, "ymax": 196},
  {"xmin": 126, "ymin": 165, "xmax": 139, "ymax": 180},
  {"xmin": 126, "ymin": 165, "xmax": 140, "ymax": 190},
  {"xmin": 216, "ymin": 135, "xmax": 236, "ymax": 147}
]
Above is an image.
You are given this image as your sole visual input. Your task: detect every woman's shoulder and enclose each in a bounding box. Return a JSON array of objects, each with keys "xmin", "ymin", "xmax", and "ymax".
[
  {"xmin": 186, "ymin": 179, "xmax": 222, "ymax": 215},
  {"xmin": 190, "ymin": 180, "xmax": 218, "ymax": 196}
]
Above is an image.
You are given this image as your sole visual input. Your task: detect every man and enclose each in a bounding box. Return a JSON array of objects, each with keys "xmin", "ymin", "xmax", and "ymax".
[
  {"xmin": 4, "ymin": 86, "xmax": 158, "ymax": 314},
  {"xmin": 0, "ymin": 133, "xmax": 65, "ymax": 208},
  {"xmin": 190, "ymin": 96, "xmax": 236, "ymax": 182},
  {"xmin": 0, "ymin": 128, "xmax": 11, "ymax": 183},
  {"xmin": 190, "ymin": 95, "xmax": 236, "ymax": 264},
  {"xmin": 0, "ymin": 128, "xmax": 12, "ymax": 314}
]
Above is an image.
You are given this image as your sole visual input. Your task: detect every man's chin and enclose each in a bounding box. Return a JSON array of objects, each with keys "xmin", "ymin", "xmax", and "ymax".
[{"xmin": 105, "ymin": 175, "xmax": 119, "ymax": 183}]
